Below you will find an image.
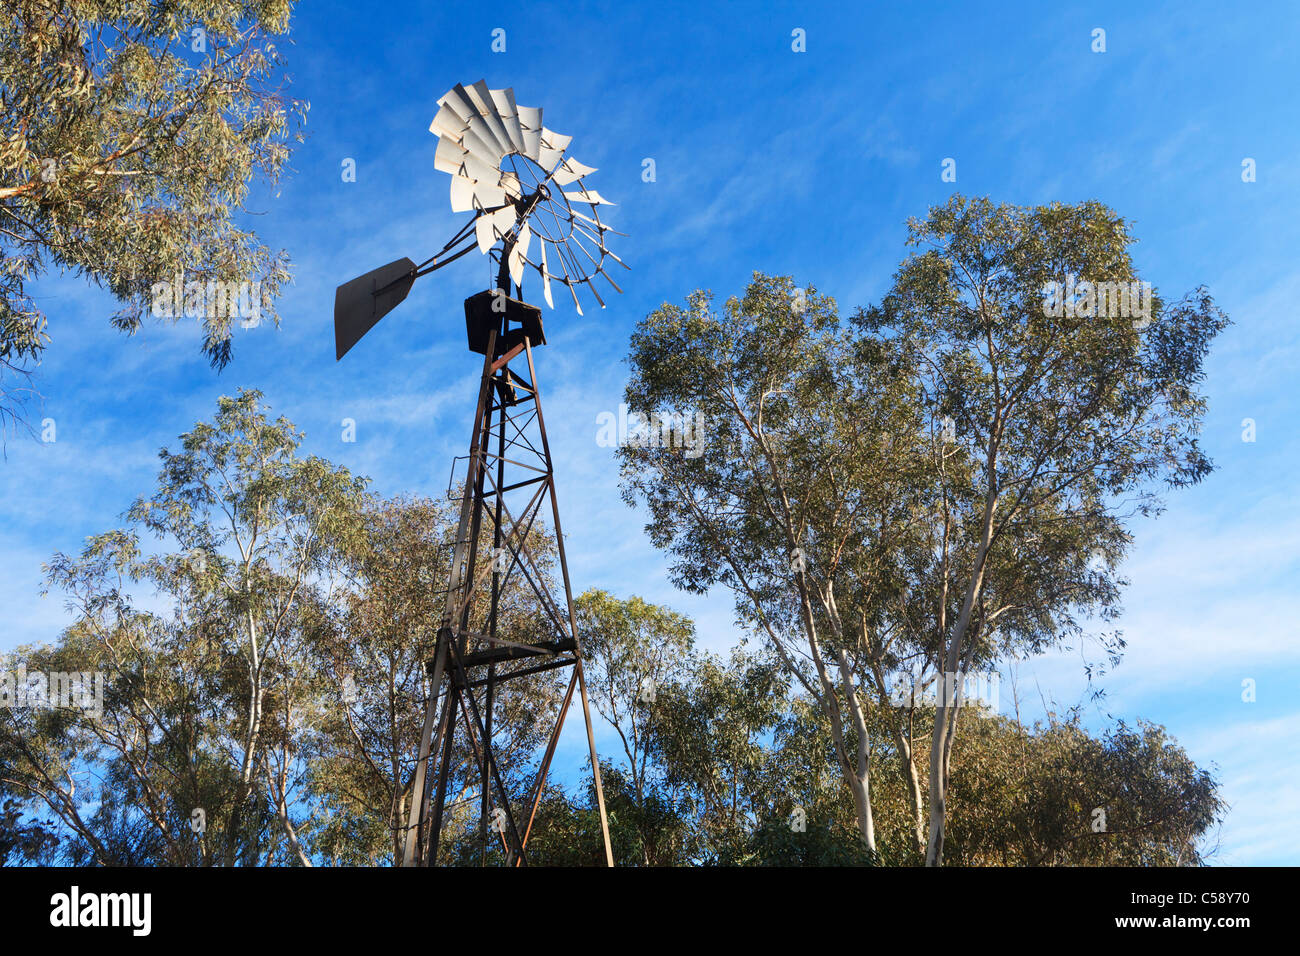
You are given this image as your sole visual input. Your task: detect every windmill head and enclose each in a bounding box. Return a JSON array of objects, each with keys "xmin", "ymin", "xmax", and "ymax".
[{"xmin": 332, "ymin": 80, "xmax": 627, "ymax": 361}]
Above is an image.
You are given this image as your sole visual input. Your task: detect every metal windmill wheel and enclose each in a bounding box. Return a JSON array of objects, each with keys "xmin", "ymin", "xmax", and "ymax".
[{"xmin": 334, "ymin": 79, "xmax": 627, "ymax": 359}]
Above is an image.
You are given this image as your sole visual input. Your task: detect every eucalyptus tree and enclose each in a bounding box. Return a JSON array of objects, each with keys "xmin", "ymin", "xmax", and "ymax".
[
  {"xmin": 479, "ymin": 633, "xmax": 1223, "ymax": 867},
  {"xmin": 943, "ymin": 713, "xmax": 1222, "ymax": 866},
  {"xmin": 618, "ymin": 274, "xmax": 931, "ymax": 856},
  {"xmin": 0, "ymin": 1, "xmax": 305, "ymax": 429},
  {"xmin": 575, "ymin": 591, "xmax": 694, "ymax": 808},
  {"xmin": 1, "ymin": 391, "xmax": 576, "ymax": 866},
  {"xmin": 859, "ymin": 195, "xmax": 1228, "ymax": 864},
  {"xmin": 620, "ymin": 196, "xmax": 1227, "ymax": 866},
  {"xmin": 748, "ymin": 698, "xmax": 1222, "ymax": 867},
  {"xmin": 1, "ymin": 389, "xmax": 367, "ymax": 865},
  {"xmin": 575, "ymin": 589, "xmax": 726, "ymax": 865},
  {"xmin": 650, "ymin": 650, "xmax": 788, "ymax": 862}
]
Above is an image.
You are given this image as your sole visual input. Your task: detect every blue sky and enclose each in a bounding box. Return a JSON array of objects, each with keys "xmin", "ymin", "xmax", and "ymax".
[{"xmin": 3, "ymin": 0, "xmax": 1297, "ymax": 863}]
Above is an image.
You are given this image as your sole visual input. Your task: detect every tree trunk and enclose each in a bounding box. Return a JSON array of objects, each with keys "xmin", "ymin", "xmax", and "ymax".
[
  {"xmin": 797, "ymin": 584, "xmax": 877, "ymax": 855},
  {"xmin": 837, "ymin": 649, "xmax": 876, "ymax": 855},
  {"xmin": 925, "ymin": 498, "xmax": 995, "ymax": 866},
  {"xmin": 864, "ymin": 631, "xmax": 925, "ymax": 858}
]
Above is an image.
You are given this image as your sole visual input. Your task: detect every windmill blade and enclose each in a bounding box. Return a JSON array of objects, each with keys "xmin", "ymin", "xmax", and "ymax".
[
  {"xmin": 449, "ymin": 173, "xmax": 477, "ymax": 213},
  {"xmin": 569, "ymin": 216, "xmax": 627, "ymax": 260},
  {"xmin": 475, "ymin": 205, "xmax": 517, "ymax": 253},
  {"xmin": 468, "ymin": 81, "xmax": 516, "ymax": 158},
  {"xmin": 462, "ymin": 151, "xmax": 503, "ymax": 189},
  {"xmin": 571, "ymin": 207, "xmax": 628, "ymax": 237},
  {"xmin": 599, "ymin": 269, "xmax": 624, "ymax": 295},
  {"xmin": 583, "ymin": 272, "xmax": 606, "ymax": 309},
  {"xmin": 334, "ymin": 257, "xmax": 416, "ymax": 360},
  {"xmin": 540, "ymin": 128, "xmax": 572, "ymax": 152},
  {"xmin": 516, "ymin": 105, "xmax": 543, "ymax": 160},
  {"xmin": 434, "ymin": 137, "xmax": 499, "ymax": 186},
  {"xmin": 464, "ymin": 118, "xmax": 506, "ymax": 166},
  {"xmin": 433, "ymin": 136, "xmax": 469, "ymax": 175},
  {"xmin": 500, "ymin": 170, "xmax": 523, "ymax": 199},
  {"xmin": 436, "ymin": 85, "xmax": 479, "ymax": 137},
  {"xmin": 537, "ymin": 127, "xmax": 571, "ymax": 170},
  {"xmin": 551, "ymin": 251, "xmax": 583, "ymax": 316},
  {"xmin": 469, "ymin": 180, "xmax": 509, "ymax": 211},
  {"xmin": 566, "ymin": 277, "xmax": 583, "ymax": 316},
  {"xmin": 460, "ymin": 124, "xmax": 506, "ymax": 167},
  {"xmin": 509, "ymin": 222, "xmax": 532, "ymax": 287},
  {"xmin": 567, "ymin": 229, "xmax": 609, "ymax": 276},
  {"xmin": 561, "ymin": 187, "xmax": 615, "ymax": 206},
  {"xmin": 429, "ymin": 99, "xmax": 468, "ymax": 140},
  {"xmin": 540, "ymin": 242, "xmax": 554, "ymax": 308},
  {"xmin": 538, "ymin": 142, "xmax": 565, "ymax": 171},
  {"xmin": 439, "ymin": 84, "xmax": 509, "ymax": 168},
  {"xmin": 443, "ymin": 84, "xmax": 496, "ymax": 147},
  {"xmin": 431, "ymin": 98, "xmax": 500, "ymax": 165},
  {"xmin": 424, "ymin": 79, "xmax": 626, "ymax": 319},
  {"xmin": 489, "ymin": 87, "xmax": 527, "ymax": 155},
  {"xmin": 551, "ymin": 157, "xmax": 597, "ymax": 186}
]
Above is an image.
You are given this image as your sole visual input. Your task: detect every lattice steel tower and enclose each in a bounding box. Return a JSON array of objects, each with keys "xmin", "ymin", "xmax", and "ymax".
[{"xmin": 332, "ymin": 80, "xmax": 626, "ymax": 866}]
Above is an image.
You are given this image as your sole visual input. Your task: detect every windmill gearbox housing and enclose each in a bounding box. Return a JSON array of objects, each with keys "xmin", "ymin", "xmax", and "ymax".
[{"xmin": 464, "ymin": 288, "xmax": 546, "ymax": 356}]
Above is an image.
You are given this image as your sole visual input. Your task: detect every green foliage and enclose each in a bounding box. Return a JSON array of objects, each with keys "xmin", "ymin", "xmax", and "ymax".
[
  {"xmin": 526, "ymin": 764, "xmax": 693, "ymax": 867},
  {"xmin": 0, "ymin": 227, "xmax": 1229, "ymax": 866},
  {"xmin": 858, "ymin": 195, "xmax": 1229, "ymax": 662},
  {"xmin": 943, "ymin": 714, "xmax": 1223, "ymax": 866},
  {"xmin": 573, "ymin": 589, "xmax": 696, "ymax": 864},
  {"xmin": 651, "ymin": 652, "xmax": 788, "ymax": 862},
  {"xmin": 2, "ymin": 388, "xmax": 365, "ymax": 865},
  {"xmin": 619, "ymin": 195, "xmax": 1229, "ymax": 864},
  {"xmin": 524, "ymin": 658, "xmax": 1221, "ymax": 867},
  {"xmin": 308, "ymin": 495, "xmax": 568, "ymax": 866},
  {"xmin": 0, "ymin": 796, "xmax": 58, "ymax": 864},
  {"xmin": 741, "ymin": 815, "xmax": 875, "ymax": 867},
  {"xmin": 0, "ymin": 0, "xmax": 305, "ymax": 417}
]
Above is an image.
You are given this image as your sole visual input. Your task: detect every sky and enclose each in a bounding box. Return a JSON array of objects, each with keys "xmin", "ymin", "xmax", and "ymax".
[{"xmin": 2, "ymin": 0, "xmax": 1298, "ymax": 864}]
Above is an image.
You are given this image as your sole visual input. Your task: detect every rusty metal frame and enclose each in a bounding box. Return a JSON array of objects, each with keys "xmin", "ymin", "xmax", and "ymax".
[{"xmin": 400, "ymin": 258, "xmax": 613, "ymax": 867}]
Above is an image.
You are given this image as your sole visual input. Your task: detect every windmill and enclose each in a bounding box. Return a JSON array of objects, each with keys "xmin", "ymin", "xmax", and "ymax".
[{"xmin": 333, "ymin": 80, "xmax": 626, "ymax": 866}]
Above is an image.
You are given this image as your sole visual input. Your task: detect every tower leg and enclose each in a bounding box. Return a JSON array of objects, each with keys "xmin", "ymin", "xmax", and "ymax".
[
  {"xmin": 523, "ymin": 342, "xmax": 615, "ymax": 867},
  {"xmin": 402, "ymin": 330, "xmax": 498, "ymax": 868}
]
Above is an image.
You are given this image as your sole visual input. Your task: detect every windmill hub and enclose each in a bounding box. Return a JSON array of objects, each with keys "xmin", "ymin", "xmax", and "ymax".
[{"xmin": 511, "ymin": 185, "xmax": 549, "ymax": 222}]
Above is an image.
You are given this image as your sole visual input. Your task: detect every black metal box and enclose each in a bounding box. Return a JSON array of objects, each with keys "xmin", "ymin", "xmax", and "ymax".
[{"xmin": 464, "ymin": 289, "xmax": 546, "ymax": 357}]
